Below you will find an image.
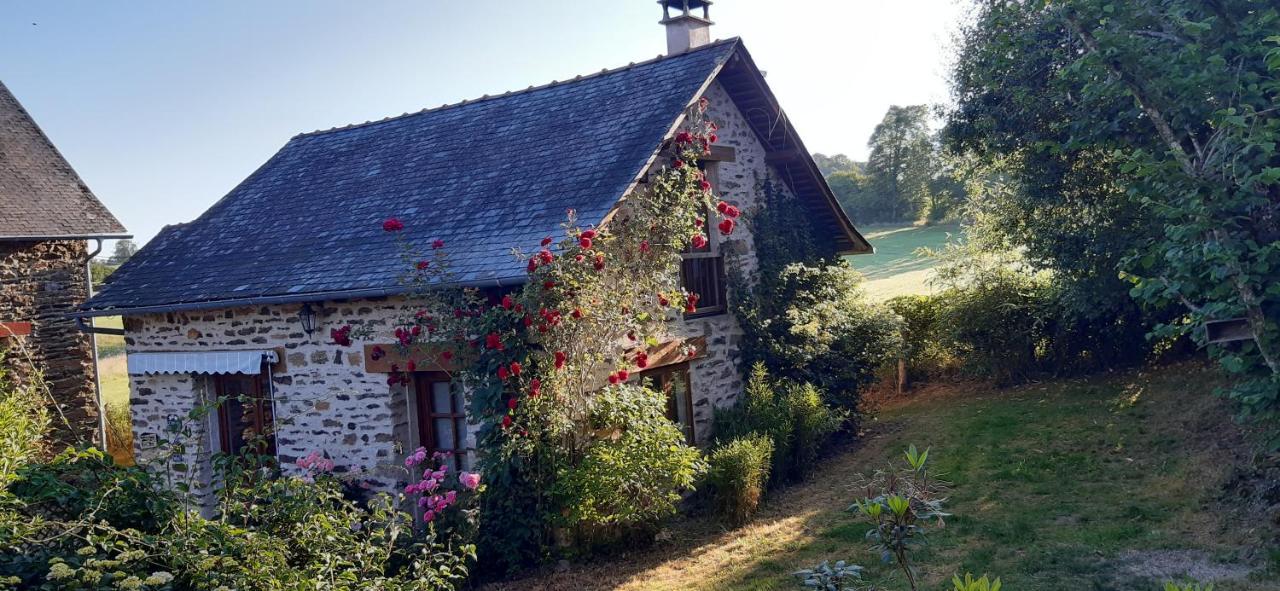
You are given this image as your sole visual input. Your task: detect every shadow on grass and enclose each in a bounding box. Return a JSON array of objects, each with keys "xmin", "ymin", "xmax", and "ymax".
[{"xmin": 492, "ymin": 366, "xmax": 1276, "ymax": 591}]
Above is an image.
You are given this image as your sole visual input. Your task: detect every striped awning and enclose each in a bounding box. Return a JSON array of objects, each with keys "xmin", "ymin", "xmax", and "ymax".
[{"xmin": 127, "ymin": 350, "xmax": 279, "ymax": 375}]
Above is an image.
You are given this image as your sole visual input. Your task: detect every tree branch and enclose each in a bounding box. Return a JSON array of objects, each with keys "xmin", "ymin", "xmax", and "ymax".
[{"xmin": 1064, "ymin": 11, "xmax": 1197, "ymax": 176}]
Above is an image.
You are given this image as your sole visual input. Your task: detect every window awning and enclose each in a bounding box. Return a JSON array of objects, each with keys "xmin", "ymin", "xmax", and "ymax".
[{"xmin": 127, "ymin": 350, "xmax": 280, "ymax": 376}]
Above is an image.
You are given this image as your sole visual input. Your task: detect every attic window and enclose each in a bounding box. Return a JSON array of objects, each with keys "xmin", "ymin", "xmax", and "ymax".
[{"xmin": 681, "ymin": 164, "xmax": 727, "ymax": 318}]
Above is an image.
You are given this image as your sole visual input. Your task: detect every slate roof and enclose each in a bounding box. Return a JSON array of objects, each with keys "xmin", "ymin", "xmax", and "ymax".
[
  {"xmin": 82, "ymin": 38, "xmax": 868, "ymax": 316},
  {"xmin": 0, "ymin": 81, "xmax": 128, "ymax": 240}
]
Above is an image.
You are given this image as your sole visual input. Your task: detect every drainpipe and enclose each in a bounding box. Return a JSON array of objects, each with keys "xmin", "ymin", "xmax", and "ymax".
[{"xmin": 82, "ymin": 238, "xmax": 108, "ymax": 448}]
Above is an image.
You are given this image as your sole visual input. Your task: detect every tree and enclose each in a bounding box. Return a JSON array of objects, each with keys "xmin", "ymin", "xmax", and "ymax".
[
  {"xmin": 946, "ymin": 0, "xmax": 1280, "ymax": 435},
  {"xmin": 108, "ymin": 240, "xmax": 137, "ymax": 265},
  {"xmin": 826, "ymin": 168, "xmax": 875, "ymax": 225},
  {"xmin": 812, "ymin": 153, "xmax": 861, "ymax": 177},
  {"xmin": 865, "ymin": 105, "xmax": 934, "ymax": 223}
]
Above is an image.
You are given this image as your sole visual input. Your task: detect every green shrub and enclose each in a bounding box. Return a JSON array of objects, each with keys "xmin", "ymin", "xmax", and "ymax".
[
  {"xmin": 735, "ymin": 262, "xmax": 903, "ymax": 413},
  {"xmin": 1, "ymin": 454, "xmax": 479, "ymax": 590},
  {"xmin": 953, "ymin": 573, "xmax": 1003, "ymax": 591},
  {"xmin": 103, "ymin": 401, "xmax": 133, "ymax": 464},
  {"xmin": 707, "ymin": 434, "xmax": 773, "ymax": 525},
  {"xmin": 553, "ymin": 384, "xmax": 706, "ymax": 534},
  {"xmin": 885, "ymin": 294, "xmax": 952, "ymax": 381},
  {"xmin": 0, "ymin": 357, "xmax": 47, "ymax": 485},
  {"xmin": 792, "ymin": 559, "xmax": 868, "ymax": 590},
  {"xmin": 716, "ymin": 363, "xmax": 843, "ymax": 486}
]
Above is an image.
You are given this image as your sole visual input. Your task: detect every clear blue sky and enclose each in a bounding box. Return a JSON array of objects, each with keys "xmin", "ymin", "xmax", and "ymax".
[{"xmin": 1, "ymin": 0, "xmax": 965, "ymax": 248}]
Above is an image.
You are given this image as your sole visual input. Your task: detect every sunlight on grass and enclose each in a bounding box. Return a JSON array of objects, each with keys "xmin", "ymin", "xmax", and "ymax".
[
  {"xmin": 491, "ymin": 366, "xmax": 1278, "ymax": 591},
  {"xmin": 846, "ymin": 223, "xmax": 960, "ymax": 300}
]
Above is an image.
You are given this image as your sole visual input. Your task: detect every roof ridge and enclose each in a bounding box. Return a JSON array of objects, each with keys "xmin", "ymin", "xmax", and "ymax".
[{"xmin": 292, "ymin": 37, "xmax": 741, "ymax": 140}]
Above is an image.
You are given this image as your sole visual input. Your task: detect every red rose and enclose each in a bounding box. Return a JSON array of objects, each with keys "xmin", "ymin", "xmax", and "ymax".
[
  {"xmin": 575, "ymin": 254, "xmax": 585, "ymax": 263},
  {"xmin": 725, "ymin": 205, "xmax": 740, "ymax": 218},
  {"xmin": 673, "ymin": 159, "xmax": 685, "ymax": 169},
  {"xmin": 485, "ymin": 332, "xmax": 504, "ymax": 351},
  {"xmin": 686, "ymin": 293, "xmax": 700, "ymax": 313},
  {"xmin": 330, "ymin": 326, "xmax": 353, "ymax": 347},
  {"xmin": 530, "ymin": 378, "xmax": 541, "ymax": 397},
  {"xmin": 416, "ymin": 260, "xmax": 430, "ymax": 270},
  {"xmin": 658, "ymin": 293, "xmax": 669, "ymax": 306},
  {"xmin": 543, "ymin": 280, "xmax": 556, "ymax": 290},
  {"xmin": 501, "ymin": 415, "xmax": 513, "ymax": 429},
  {"xmin": 440, "ymin": 350, "xmax": 454, "ymax": 362},
  {"xmin": 371, "ymin": 345, "xmax": 385, "ymax": 361},
  {"xmin": 522, "ymin": 315, "xmax": 533, "ymax": 328},
  {"xmin": 507, "ymin": 397, "xmax": 518, "ymax": 410},
  {"xmin": 510, "ymin": 361, "xmax": 522, "ymax": 376},
  {"xmin": 538, "ymin": 250, "xmax": 554, "ymax": 265},
  {"xmin": 639, "ymin": 240, "xmax": 651, "ymax": 254},
  {"xmin": 694, "ymin": 218, "xmax": 704, "ymax": 227},
  {"xmin": 554, "ymin": 351, "xmax": 567, "ymax": 369},
  {"xmin": 431, "ymin": 239, "xmax": 445, "ymax": 249},
  {"xmin": 718, "ymin": 218, "xmax": 736, "ymax": 235},
  {"xmin": 497, "ymin": 366, "xmax": 510, "ymax": 380},
  {"xmin": 411, "ymin": 325, "xmax": 422, "ymax": 336},
  {"xmin": 691, "ymin": 234, "xmax": 708, "ymax": 249},
  {"xmin": 541, "ymin": 236, "xmax": 553, "ymax": 246},
  {"xmin": 717, "ymin": 201, "xmax": 730, "ymax": 214},
  {"xmin": 407, "ymin": 360, "xmax": 417, "ymax": 372},
  {"xmin": 617, "ymin": 369, "xmax": 629, "ymax": 381},
  {"xmin": 709, "ymin": 133, "xmax": 718, "ymax": 143},
  {"xmin": 579, "ymin": 237, "xmax": 593, "ymax": 249},
  {"xmin": 502, "ymin": 295, "xmax": 514, "ymax": 310},
  {"xmin": 593, "ymin": 254, "xmax": 605, "ymax": 271},
  {"xmin": 382, "ymin": 218, "xmax": 404, "ymax": 232},
  {"xmin": 675, "ymin": 131, "xmax": 694, "ymax": 144},
  {"xmin": 608, "ymin": 373, "xmax": 619, "ymax": 385},
  {"xmin": 571, "ymin": 308, "xmax": 583, "ymax": 319},
  {"xmin": 581, "ymin": 229, "xmax": 597, "ymax": 240},
  {"xmin": 637, "ymin": 356, "xmax": 649, "ymax": 369},
  {"xmin": 700, "ymin": 180, "xmax": 712, "ymax": 192}
]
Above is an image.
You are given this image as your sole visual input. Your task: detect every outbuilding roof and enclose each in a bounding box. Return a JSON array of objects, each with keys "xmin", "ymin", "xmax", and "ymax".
[
  {"xmin": 0, "ymin": 81, "xmax": 129, "ymax": 240},
  {"xmin": 82, "ymin": 39, "xmax": 867, "ymax": 316}
]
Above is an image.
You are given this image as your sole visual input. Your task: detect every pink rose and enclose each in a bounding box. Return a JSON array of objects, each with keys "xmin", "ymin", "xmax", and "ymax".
[{"xmin": 460, "ymin": 471, "xmax": 481, "ymax": 490}]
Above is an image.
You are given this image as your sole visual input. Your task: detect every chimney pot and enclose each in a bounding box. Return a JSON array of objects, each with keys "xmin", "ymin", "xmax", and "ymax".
[{"xmin": 659, "ymin": 0, "xmax": 713, "ymax": 54}]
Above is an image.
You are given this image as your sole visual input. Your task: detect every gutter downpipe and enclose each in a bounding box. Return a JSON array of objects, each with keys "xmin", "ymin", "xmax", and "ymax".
[{"xmin": 82, "ymin": 239, "xmax": 109, "ymax": 448}]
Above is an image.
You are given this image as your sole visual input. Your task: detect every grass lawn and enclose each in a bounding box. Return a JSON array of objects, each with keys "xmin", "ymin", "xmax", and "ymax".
[
  {"xmin": 487, "ymin": 365, "xmax": 1278, "ymax": 591},
  {"xmin": 847, "ymin": 224, "xmax": 961, "ymax": 301}
]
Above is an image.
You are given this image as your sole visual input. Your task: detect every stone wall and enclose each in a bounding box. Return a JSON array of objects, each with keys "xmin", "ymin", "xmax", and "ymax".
[
  {"xmin": 0, "ymin": 240, "xmax": 99, "ymax": 447},
  {"xmin": 122, "ymin": 78, "xmax": 804, "ymax": 495},
  {"xmin": 674, "ymin": 80, "xmax": 801, "ymax": 441},
  {"xmin": 123, "ymin": 299, "xmax": 442, "ymax": 502}
]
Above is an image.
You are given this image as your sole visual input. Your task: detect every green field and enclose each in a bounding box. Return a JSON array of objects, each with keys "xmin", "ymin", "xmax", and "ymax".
[
  {"xmin": 846, "ymin": 224, "xmax": 961, "ymax": 300},
  {"xmin": 92, "ymin": 316, "xmax": 128, "ymax": 407}
]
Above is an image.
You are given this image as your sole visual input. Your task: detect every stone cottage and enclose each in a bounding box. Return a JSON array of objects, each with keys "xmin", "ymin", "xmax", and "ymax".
[
  {"xmin": 76, "ymin": 2, "xmax": 870, "ymax": 500},
  {"xmin": 0, "ymin": 80, "xmax": 131, "ymax": 446}
]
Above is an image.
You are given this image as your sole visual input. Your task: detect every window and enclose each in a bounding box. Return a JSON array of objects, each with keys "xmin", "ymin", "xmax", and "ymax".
[
  {"xmin": 414, "ymin": 373, "xmax": 467, "ymax": 471},
  {"xmin": 642, "ymin": 363, "xmax": 696, "ymax": 445},
  {"xmin": 682, "ymin": 164, "xmax": 727, "ymax": 317},
  {"xmin": 213, "ymin": 372, "xmax": 275, "ymax": 457}
]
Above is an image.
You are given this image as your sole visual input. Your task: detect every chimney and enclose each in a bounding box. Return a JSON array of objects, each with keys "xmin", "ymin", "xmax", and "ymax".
[{"xmin": 660, "ymin": 0, "xmax": 713, "ymax": 54}]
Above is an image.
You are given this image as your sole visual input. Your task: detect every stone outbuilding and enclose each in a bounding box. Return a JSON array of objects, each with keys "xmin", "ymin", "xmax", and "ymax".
[
  {"xmin": 0, "ymin": 80, "xmax": 130, "ymax": 446},
  {"xmin": 76, "ymin": 5, "xmax": 870, "ymax": 501}
]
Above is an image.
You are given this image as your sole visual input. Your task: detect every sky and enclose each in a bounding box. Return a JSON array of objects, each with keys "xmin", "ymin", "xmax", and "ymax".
[{"xmin": 0, "ymin": 0, "xmax": 968, "ymax": 248}]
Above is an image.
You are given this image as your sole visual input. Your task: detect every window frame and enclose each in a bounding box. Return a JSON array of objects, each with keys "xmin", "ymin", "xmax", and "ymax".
[
  {"xmin": 413, "ymin": 372, "xmax": 467, "ymax": 471},
  {"xmin": 681, "ymin": 163, "xmax": 728, "ymax": 318},
  {"xmin": 212, "ymin": 370, "xmax": 276, "ymax": 458},
  {"xmin": 641, "ymin": 362, "xmax": 696, "ymax": 445}
]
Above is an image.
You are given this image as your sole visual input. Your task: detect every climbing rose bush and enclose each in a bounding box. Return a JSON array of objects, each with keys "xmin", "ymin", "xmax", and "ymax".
[{"xmin": 335, "ymin": 98, "xmax": 732, "ymax": 570}]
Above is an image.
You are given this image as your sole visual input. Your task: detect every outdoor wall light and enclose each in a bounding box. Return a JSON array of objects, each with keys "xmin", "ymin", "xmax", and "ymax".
[{"xmin": 298, "ymin": 303, "xmax": 317, "ymax": 336}]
